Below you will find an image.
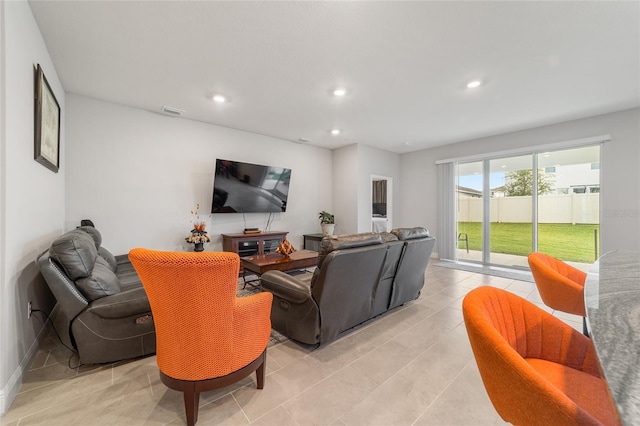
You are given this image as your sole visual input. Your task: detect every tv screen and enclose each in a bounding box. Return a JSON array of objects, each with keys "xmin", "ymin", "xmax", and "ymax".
[{"xmin": 211, "ymin": 159, "xmax": 291, "ymax": 213}]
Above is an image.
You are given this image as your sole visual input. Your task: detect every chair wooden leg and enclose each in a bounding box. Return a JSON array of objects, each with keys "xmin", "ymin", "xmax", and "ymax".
[
  {"xmin": 159, "ymin": 350, "xmax": 266, "ymax": 425},
  {"xmin": 183, "ymin": 384, "xmax": 199, "ymax": 426},
  {"xmin": 256, "ymin": 353, "xmax": 266, "ymax": 389}
]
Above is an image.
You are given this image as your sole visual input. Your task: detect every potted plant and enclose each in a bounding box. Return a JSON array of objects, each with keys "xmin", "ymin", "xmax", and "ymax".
[{"xmin": 318, "ymin": 211, "xmax": 335, "ymax": 236}]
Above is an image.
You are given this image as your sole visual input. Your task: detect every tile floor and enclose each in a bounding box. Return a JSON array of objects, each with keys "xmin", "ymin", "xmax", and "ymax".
[{"xmin": 1, "ymin": 263, "xmax": 583, "ymax": 426}]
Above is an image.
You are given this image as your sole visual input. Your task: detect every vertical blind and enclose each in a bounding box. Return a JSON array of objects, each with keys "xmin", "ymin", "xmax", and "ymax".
[{"xmin": 437, "ymin": 162, "xmax": 456, "ymax": 260}]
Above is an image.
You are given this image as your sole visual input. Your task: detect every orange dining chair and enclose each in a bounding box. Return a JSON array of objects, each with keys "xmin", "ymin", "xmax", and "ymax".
[
  {"xmin": 528, "ymin": 252, "xmax": 587, "ymax": 333},
  {"xmin": 129, "ymin": 249, "xmax": 273, "ymax": 426},
  {"xmin": 463, "ymin": 286, "xmax": 620, "ymax": 426}
]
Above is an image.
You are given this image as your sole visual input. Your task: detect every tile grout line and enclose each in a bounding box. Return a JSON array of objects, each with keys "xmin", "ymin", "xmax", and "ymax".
[{"xmin": 231, "ymin": 391, "xmax": 252, "ymax": 424}]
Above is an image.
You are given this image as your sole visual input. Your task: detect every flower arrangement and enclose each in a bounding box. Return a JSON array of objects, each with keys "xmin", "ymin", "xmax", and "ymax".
[
  {"xmin": 185, "ymin": 204, "xmax": 211, "ymax": 248},
  {"xmin": 185, "ymin": 231, "xmax": 211, "ymax": 244}
]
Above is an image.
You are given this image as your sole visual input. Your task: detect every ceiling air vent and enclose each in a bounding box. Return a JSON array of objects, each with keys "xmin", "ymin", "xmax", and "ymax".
[{"xmin": 161, "ymin": 105, "xmax": 185, "ymax": 116}]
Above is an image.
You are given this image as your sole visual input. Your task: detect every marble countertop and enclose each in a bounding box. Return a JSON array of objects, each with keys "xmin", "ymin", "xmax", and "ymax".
[{"xmin": 585, "ymin": 250, "xmax": 640, "ymax": 425}]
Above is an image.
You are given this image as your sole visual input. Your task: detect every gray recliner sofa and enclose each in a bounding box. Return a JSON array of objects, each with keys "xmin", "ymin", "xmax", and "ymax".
[
  {"xmin": 37, "ymin": 226, "xmax": 156, "ymax": 364},
  {"xmin": 260, "ymin": 227, "xmax": 436, "ymax": 345}
]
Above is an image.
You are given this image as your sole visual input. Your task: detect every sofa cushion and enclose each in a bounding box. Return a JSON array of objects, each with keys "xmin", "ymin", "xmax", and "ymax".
[
  {"xmin": 379, "ymin": 232, "xmax": 399, "ymax": 243},
  {"xmin": 75, "ymin": 256, "xmax": 121, "ymax": 301},
  {"xmin": 392, "ymin": 227, "xmax": 430, "ymax": 240},
  {"xmin": 318, "ymin": 232, "xmax": 382, "ymax": 268},
  {"xmin": 49, "ymin": 229, "xmax": 98, "ymax": 280},
  {"xmin": 78, "ymin": 226, "xmax": 102, "ymax": 248},
  {"xmin": 98, "ymin": 247, "xmax": 118, "ymax": 272},
  {"xmin": 321, "ymin": 232, "xmax": 382, "ymax": 252},
  {"xmin": 76, "ymin": 226, "xmax": 119, "ymax": 271}
]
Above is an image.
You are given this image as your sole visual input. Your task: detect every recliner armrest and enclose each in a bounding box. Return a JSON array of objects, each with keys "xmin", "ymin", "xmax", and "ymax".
[
  {"xmin": 85, "ymin": 287, "xmax": 151, "ymax": 319},
  {"xmin": 261, "ymin": 271, "xmax": 311, "ymax": 304}
]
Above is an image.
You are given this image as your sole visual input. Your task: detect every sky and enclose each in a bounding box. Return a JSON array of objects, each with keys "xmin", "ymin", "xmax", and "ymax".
[{"xmin": 459, "ymin": 172, "xmax": 505, "ymax": 191}]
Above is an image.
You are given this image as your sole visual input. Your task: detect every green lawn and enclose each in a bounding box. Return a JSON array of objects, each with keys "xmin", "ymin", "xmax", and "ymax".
[{"xmin": 457, "ymin": 222, "xmax": 600, "ymax": 263}]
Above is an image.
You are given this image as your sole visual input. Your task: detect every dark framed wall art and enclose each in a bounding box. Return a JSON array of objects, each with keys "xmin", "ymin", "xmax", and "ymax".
[{"xmin": 34, "ymin": 64, "xmax": 60, "ymax": 173}]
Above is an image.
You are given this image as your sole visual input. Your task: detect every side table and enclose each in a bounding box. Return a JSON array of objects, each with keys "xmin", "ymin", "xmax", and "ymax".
[{"xmin": 303, "ymin": 233, "xmax": 324, "ymax": 251}]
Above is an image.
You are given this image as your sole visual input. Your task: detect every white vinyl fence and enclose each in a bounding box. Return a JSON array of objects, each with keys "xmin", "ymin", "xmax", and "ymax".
[{"xmin": 457, "ymin": 193, "xmax": 599, "ymax": 224}]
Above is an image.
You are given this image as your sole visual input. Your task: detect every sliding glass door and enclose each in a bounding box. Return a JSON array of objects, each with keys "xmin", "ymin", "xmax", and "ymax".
[
  {"xmin": 455, "ymin": 144, "xmax": 600, "ymax": 269},
  {"xmin": 488, "ymin": 155, "xmax": 533, "ymax": 267},
  {"xmin": 456, "ymin": 161, "xmax": 483, "ymax": 262},
  {"xmin": 537, "ymin": 145, "xmax": 600, "ymax": 264}
]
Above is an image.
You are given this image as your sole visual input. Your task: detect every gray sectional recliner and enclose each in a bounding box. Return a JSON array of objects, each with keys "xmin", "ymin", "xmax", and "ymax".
[
  {"xmin": 260, "ymin": 227, "xmax": 436, "ymax": 345},
  {"xmin": 37, "ymin": 226, "xmax": 156, "ymax": 364}
]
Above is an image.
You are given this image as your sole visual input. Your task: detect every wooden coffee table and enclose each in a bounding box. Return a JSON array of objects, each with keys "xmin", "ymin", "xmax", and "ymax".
[{"xmin": 241, "ymin": 249, "xmax": 319, "ymax": 287}]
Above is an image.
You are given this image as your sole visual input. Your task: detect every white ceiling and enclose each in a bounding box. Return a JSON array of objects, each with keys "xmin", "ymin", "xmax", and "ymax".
[{"xmin": 28, "ymin": 1, "xmax": 640, "ymax": 153}]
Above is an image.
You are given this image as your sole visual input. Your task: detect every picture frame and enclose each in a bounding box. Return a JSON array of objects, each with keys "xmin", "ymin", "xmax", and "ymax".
[{"xmin": 34, "ymin": 64, "xmax": 60, "ymax": 173}]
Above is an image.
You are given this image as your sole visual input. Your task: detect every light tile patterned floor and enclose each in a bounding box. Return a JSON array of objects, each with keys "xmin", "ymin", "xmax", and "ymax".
[{"xmin": 1, "ymin": 263, "xmax": 583, "ymax": 426}]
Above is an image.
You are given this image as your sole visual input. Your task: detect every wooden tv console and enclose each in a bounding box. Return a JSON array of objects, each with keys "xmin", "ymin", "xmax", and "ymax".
[{"xmin": 221, "ymin": 231, "xmax": 288, "ymax": 257}]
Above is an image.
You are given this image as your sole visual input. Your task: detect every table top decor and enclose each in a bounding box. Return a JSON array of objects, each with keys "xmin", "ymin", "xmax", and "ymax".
[{"xmin": 185, "ymin": 203, "xmax": 211, "ymax": 252}]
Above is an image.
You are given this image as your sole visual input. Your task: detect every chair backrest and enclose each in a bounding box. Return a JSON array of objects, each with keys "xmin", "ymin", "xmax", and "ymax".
[
  {"xmin": 528, "ymin": 252, "xmax": 587, "ymax": 316},
  {"xmin": 129, "ymin": 249, "xmax": 246, "ymax": 380},
  {"xmin": 463, "ymin": 286, "xmax": 617, "ymax": 426}
]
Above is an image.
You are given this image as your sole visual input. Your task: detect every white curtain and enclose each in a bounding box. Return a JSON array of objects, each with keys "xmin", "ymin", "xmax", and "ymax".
[{"xmin": 437, "ymin": 162, "xmax": 456, "ymax": 260}]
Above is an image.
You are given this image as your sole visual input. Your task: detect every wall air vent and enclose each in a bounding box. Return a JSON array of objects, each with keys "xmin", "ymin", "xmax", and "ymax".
[{"xmin": 161, "ymin": 105, "xmax": 185, "ymax": 116}]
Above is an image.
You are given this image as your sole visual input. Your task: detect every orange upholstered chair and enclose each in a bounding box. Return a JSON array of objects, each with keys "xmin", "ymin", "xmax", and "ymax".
[
  {"xmin": 528, "ymin": 252, "xmax": 587, "ymax": 334},
  {"xmin": 129, "ymin": 249, "xmax": 273, "ymax": 426},
  {"xmin": 528, "ymin": 252, "xmax": 586, "ymax": 317},
  {"xmin": 463, "ymin": 286, "xmax": 620, "ymax": 426}
]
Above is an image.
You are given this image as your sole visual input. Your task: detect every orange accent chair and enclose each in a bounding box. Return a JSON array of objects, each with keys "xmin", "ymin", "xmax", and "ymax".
[
  {"xmin": 528, "ymin": 252, "xmax": 586, "ymax": 317},
  {"xmin": 129, "ymin": 249, "xmax": 273, "ymax": 426},
  {"xmin": 463, "ymin": 286, "xmax": 620, "ymax": 426},
  {"xmin": 528, "ymin": 252, "xmax": 588, "ymax": 334}
]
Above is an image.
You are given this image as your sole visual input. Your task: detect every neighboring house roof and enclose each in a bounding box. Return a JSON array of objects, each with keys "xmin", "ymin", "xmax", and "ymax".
[{"xmin": 456, "ymin": 186, "xmax": 482, "ymax": 198}]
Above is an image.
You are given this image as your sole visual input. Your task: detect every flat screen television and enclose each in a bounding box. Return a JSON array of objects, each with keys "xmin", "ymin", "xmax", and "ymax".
[{"xmin": 211, "ymin": 159, "xmax": 291, "ymax": 213}]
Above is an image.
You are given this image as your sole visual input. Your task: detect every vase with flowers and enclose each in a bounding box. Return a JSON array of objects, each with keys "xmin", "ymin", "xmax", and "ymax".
[{"xmin": 185, "ymin": 204, "xmax": 211, "ymax": 252}]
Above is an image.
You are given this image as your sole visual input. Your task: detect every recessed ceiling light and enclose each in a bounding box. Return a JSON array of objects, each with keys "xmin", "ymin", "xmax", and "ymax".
[
  {"xmin": 331, "ymin": 129, "xmax": 341, "ymax": 136},
  {"xmin": 501, "ymin": 165, "xmax": 507, "ymax": 168},
  {"xmin": 332, "ymin": 88, "xmax": 347, "ymax": 97},
  {"xmin": 466, "ymin": 80, "xmax": 482, "ymax": 89},
  {"xmin": 212, "ymin": 94, "xmax": 227, "ymax": 103}
]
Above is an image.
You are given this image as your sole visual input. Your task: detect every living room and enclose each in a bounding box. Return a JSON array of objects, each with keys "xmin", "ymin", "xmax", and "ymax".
[{"xmin": 1, "ymin": 1, "xmax": 639, "ymax": 423}]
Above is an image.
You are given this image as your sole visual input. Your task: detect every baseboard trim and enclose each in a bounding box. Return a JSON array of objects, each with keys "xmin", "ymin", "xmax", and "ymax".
[
  {"xmin": 1, "ymin": 318, "xmax": 51, "ymax": 415},
  {"xmin": 434, "ymin": 259, "xmax": 534, "ymax": 282}
]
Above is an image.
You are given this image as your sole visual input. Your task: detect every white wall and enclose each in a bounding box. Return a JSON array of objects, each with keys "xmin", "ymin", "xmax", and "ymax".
[
  {"xmin": 331, "ymin": 144, "xmax": 358, "ymax": 234},
  {"xmin": 331, "ymin": 144, "xmax": 402, "ymax": 234},
  {"xmin": 1, "ymin": 0, "xmax": 65, "ymax": 413},
  {"xmin": 65, "ymin": 95, "xmax": 332, "ymax": 254},
  {"xmin": 357, "ymin": 144, "xmax": 401, "ymax": 232},
  {"xmin": 400, "ymin": 108, "xmax": 640, "ymax": 255}
]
